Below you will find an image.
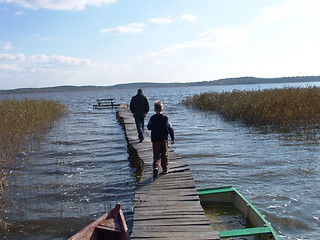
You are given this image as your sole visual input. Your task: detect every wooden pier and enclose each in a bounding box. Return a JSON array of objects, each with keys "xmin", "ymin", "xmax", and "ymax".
[{"xmin": 116, "ymin": 106, "xmax": 219, "ymax": 240}]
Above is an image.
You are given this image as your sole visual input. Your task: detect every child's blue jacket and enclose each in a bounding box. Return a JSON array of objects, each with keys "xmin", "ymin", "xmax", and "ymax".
[{"xmin": 147, "ymin": 113, "xmax": 174, "ymax": 142}]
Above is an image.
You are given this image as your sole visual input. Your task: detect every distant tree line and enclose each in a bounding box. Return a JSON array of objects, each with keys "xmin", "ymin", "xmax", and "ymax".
[{"xmin": 1, "ymin": 76, "xmax": 320, "ymax": 95}]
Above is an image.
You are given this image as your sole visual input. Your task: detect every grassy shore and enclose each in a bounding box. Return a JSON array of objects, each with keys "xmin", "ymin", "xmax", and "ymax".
[
  {"xmin": 0, "ymin": 98, "xmax": 66, "ymax": 228},
  {"xmin": 182, "ymin": 87, "xmax": 320, "ymax": 127}
]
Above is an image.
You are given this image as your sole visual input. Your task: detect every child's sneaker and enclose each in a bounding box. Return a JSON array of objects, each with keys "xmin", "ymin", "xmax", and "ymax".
[{"xmin": 153, "ymin": 168, "xmax": 159, "ymax": 178}]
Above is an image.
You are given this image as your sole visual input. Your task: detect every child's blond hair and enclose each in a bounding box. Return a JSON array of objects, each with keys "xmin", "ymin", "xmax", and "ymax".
[{"xmin": 154, "ymin": 101, "xmax": 163, "ymax": 113}]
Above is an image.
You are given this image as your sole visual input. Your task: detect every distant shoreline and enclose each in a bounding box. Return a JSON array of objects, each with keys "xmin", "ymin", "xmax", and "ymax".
[{"xmin": 1, "ymin": 76, "xmax": 320, "ymax": 95}]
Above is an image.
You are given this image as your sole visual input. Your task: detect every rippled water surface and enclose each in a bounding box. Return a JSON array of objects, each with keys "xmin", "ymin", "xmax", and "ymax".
[{"xmin": 1, "ymin": 82, "xmax": 319, "ymax": 239}]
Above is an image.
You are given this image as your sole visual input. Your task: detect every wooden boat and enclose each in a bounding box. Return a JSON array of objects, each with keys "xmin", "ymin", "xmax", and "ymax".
[
  {"xmin": 198, "ymin": 186, "xmax": 279, "ymax": 240},
  {"xmin": 69, "ymin": 203, "xmax": 130, "ymax": 240}
]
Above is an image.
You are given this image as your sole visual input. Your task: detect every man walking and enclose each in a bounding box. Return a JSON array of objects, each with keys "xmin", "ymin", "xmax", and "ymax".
[{"xmin": 130, "ymin": 89, "xmax": 150, "ymax": 142}]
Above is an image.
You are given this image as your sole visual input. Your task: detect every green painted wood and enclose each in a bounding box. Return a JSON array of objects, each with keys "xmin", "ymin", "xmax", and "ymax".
[
  {"xmin": 219, "ymin": 226, "xmax": 271, "ymax": 238},
  {"xmin": 198, "ymin": 186, "xmax": 234, "ymax": 195}
]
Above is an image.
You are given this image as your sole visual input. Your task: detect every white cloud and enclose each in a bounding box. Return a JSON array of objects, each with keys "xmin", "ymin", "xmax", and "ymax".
[
  {"xmin": 142, "ymin": 26, "xmax": 248, "ymax": 58},
  {"xmin": 1, "ymin": 53, "xmax": 91, "ymax": 87},
  {"xmin": 29, "ymin": 54, "xmax": 92, "ymax": 66},
  {"xmin": 0, "ymin": 53, "xmax": 92, "ymax": 74},
  {"xmin": 31, "ymin": 34, "xmax": 57, "ymax": 41},
  {"xmin": 140, "ymin": 1, "xmax": 320, "ymax": 80},
  {"xmin": 0, "ymin": 53, "xmax": 25, "ymax": 61},
  {"xmin": 200, "ymin": 26, "xmax": 249, "ymax": 48},
  {"xmin": 0, "ymin": 42, "xmax": 13, "ymax": 51},
  {"xmin": 144, "ymin": 40, "xmax": 215, "ymax": 58},
  {"xmin": 14, "ymin": 11, "xmax": 25, "ymax": 15},
  {"xmin": 0, "ymin": 0, "xmax": 117, "ymax": 11},
  {"xmin": 100, "ymin": 22, "xmax": 146, "ymax": 34},
  {"xmin": 0, "ymin": 64, "xmax": 21, "ymax": 71},
  {"xmin": 181, "ymin": 14, "xmax": 197, "ymax": 22},
  {"xmin": 260, "ymin": 0, "xmax": 320, "ymax": 20},
  {"xmin": 210, "ymin": 1, "xmax": 320, "ymax": 79},
  {"xmin": 0, "ymin": 53, "xmax": 131, "ymax": 89},
  {"xmin": 149, "ymin": 16, "xmax": 172, "ymax": 24}
]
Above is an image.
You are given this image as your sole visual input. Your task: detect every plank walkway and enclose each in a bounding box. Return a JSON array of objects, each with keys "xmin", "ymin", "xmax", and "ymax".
[{"xmin": 116, "ymin": 106, "xmax": 219, "ymax": 240}]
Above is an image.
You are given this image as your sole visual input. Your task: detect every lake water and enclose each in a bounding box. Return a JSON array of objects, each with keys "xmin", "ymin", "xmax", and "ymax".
[{"xmin": 1, "ymin": 82, "xmax": 319, "ymax": 239}]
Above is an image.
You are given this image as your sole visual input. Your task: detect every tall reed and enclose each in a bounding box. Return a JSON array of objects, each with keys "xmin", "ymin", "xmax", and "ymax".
[
  {"xmin": 182, "ymin": 87, "xmax": 320, "ymax": 127},
  {"xmin": 0, "ymin": 98, "xmax": 66, "ymax": 229}
]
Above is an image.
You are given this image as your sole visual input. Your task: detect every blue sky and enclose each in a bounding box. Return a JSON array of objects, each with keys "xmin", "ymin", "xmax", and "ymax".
[{"xmin": 1, "ymin": 0, "xmax": 320, "ymax": 90}]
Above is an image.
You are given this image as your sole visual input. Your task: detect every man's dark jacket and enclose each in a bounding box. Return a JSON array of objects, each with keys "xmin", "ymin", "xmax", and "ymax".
[{"xmin": 130, "ymin": 93, "xmax": 150, "ymax": 118}]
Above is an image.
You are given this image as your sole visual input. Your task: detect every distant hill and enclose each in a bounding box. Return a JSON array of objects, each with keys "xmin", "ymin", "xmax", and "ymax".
[
  {"xmin": 1, "ymin": 76, "xmax": 320, "ymax": 95},
  {"xmin": 209, "ymin": 76, "xmax": 320, "ymax": 85}
]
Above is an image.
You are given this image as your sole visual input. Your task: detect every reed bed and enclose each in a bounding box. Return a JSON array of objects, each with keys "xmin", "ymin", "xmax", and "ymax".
[
  {"xmin": 0, "ymin": 99, "xmax": 67, "ymax": 161},
  {"xmin": 0, "ymin": 98, "xmax": 66, "ymax": 229},
  {"xmin": 182, "ymin": 87, "xmax": 320, "ymax": 127}
]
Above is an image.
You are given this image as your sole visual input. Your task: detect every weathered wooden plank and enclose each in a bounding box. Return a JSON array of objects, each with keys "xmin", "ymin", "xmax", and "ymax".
[
  {"xmin": 133, "ymin": 216, "xmax": 210, "ymax": 223},
  {"xmin": 134, "ymin": 189, "xmax": 198, "ymax": 195},
  {"xmin": 130, "ymin": 231, "xmax": 219, "ymax": 240},
  {"xmin": 135, "ymin": 183, "xmax": 197, "ymax": 191},
  {"xmin": 133, "ymin": 212, "xmax": 209, "ymax": 218},
  {"xmin": 134, "ymin": 191, "xmax": 198, "ymax": 198},
  {"xmin": 131, "ymin": 224, "xmax": 213, "ymax": 231},
  {"xmin": 133, "ymin": 213, "xmax": 207, "ymax": 220},
  {"xmin": 133, "ymin": 202, "xmax": 205, "ymax": 211}
]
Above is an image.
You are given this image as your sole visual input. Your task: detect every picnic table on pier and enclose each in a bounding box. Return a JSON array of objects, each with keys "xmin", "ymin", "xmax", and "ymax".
[
  {"xmin": 116, "ymin": 106, "xmax": 219, "ymax": 240},
  {"xmin": 93, "ymin": 98, "xmax": 120, "ymax": 109}
]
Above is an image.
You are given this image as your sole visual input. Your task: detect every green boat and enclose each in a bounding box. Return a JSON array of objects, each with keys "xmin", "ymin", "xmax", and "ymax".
[{"xmin": 198, "ymin": 186, "xmax": 279, "ymax": 240}]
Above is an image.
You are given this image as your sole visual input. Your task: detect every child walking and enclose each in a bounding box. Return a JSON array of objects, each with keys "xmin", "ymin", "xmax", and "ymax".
[{"xmin": 147, "ymin": 101, "xmax": 175, "ymax": 178}]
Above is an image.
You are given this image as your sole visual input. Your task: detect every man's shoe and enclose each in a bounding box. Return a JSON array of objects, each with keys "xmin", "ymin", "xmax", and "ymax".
[
  {"xmin": 139, "ymin": 138, "xmax": 144, "ymax": 142},
  {"xmin": 153, "ymin": 168, "xmax": 159, "ymax": 178}
]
